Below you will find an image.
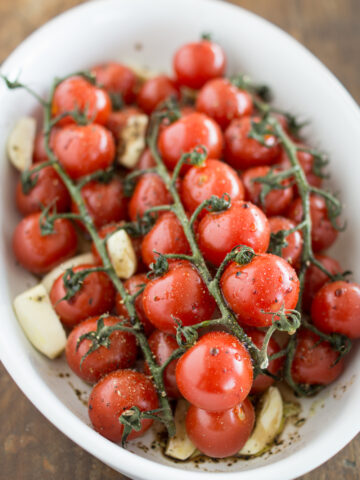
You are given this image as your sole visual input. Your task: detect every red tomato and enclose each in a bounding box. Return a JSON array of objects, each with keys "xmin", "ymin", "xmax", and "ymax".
[
  {"xmin": 291, "ymin": 329, "xmax": 344, "ymax": 385},
  {"xmin": 73, "ymin": 179, "xmax": 127, "ymax": 229},
  {"xmin": 224, "ymin": 116, "xmax": 281, "ymax": 169},
  {"xmin": 302, "ymin": 254, "xmax": 342, "ymax": 312},
  {"xmin": 53, "ymin": 125, "xmax": 115, "ymax": 179},
  {"xmin": 92, "ymin": 62, "xmax": 137, "ymax": 103},
  {"xmin": 245, "ymin": 327, "xmax": 284, "ymax": 394},
  {"xmin": 220, "ymin": 254, "xmax": 300, "ymax": 327},
  {"xmin": 106, "ymin": 107, "xmax": 143, "ymax": 138},
  {"xmin": 66, "ymin": 316, "xmax": 137, "ymax": 383},
  {"xmin": 311, "ymin": 281, "xmax": 360, "ymax": 339},
  {"xmin": 15, "ymin": 164, "xmax": 70, "ymax": 216},
  {"xmin": 137, "ymin": 75, "xmax": 179, "ymax": 114},
  {"xmin": 158, "ymin": 113, "xmax": 223, "ymax": 171},
  {"xmin": 181, "ymin": 158, "xmax": 244, "ymax": 216},
  {"xmin": 268, "ymin": 216, "xmax": 303, "ymax": 266},
  {"xmin": 287, "ymin": 194, "xmax": 338, "ymax": 252},
  {"xmin": 142, "ymin": 260, "xmax": 216, "ymax": 334},
  {"xmin": 52, "ymin": 76, "xmax": 111, "ymax": 126},
  {"xmin": 197, "ymin": 200, "xmax": 270, "ymax": 266},
  {"xmin": 186, "ymin": 398, "xmax": 255, "ymax": 458},
  {"xmin": 128, "ymin": 173, "xmax": 172, "ymax": 221},
  {"xmin": 50, "ymin": 264, "xmax": 115, "ymax": 328},
  {"xmin": 176, "ymin": 331, "xmax": 253, "ymax": 411},
  {"xmin": 173, "ymin": 40, "xmax": 226, "ymax": 90},
  {"xmin": 145, "ymin": 330, "xmax": 181, "ymax": 398},
  {"xmin": 242, "ymin": 166, "xmax": 294, "ymax": 216},
  {"xmin": 141, "ymin": 212, "xmax": 190, "ymax": 267},
  {"xmin": 32, "ymin": 130, "xmax": 57, "ymax": 163},
  {"xmin": 12, "ymin": 213, "xmax": 77, "ymax": 274},
  {"xmin": 196, "ymin": 78, "xmax": 253, "ymax": 129},
  {"xmin": 88, "ymin": 370, "xmax": 159, "ymax": 442},
  {"xmin": 115, "ymin": 273, "xmax": 154, "ymax": 336},
  {"xmin": 134, "ymin": 148, "xmax": 156, "ymax": 170},
  {"xmin": 279, "ymin": 146, "xmax": 323, "ymax": 189}
]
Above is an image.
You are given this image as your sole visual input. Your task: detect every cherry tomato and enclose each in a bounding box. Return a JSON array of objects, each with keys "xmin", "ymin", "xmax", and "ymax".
[
  {"xmin": 66, "ymin": 315, "xmax": 137, "ymax": 383},
  {"xmin": 128, "ymin": 173, "xmax": 172, "ymax": 221},
  {"xmin": 134, "ymin": 148, "xmax": 156, "ymax": 170},
  {"xmin": 220, "ymin": 254, "xmax": 300, "ymax": 327},
  {"xmin": 279, "ymin": 145, "xmax": 323, "ymax": 189},
  {"xmin": 115, "ymin": 273, "xmax": 154, "ymax": 336},
  {"xmin": 311, "ymin": 281, "xmax": 360, "ymax": 339},
  {"xmin": 145, "ymin": 330, "xmax": 181, "ymax": 398},
  {"xmin": 50, "ymin": 264, "xmax": 115, "ymax": 328},
  {"xmin": 176, "ymin": 331, "xmax": 253, "ymax": 411},
  {"xmin": 291, "ymin": 329, "xmax": 344, "ymax": 385},
  {"xmin": 158, "ymin": 113, "xmax": 223, "ymax": 171},
  {"xmin": 224, "ymin": 116, "xmax": 281, "ymax": 169},
  {"xmin": 88, "ymin": 369, "xmax": 159, "ymax": 442},
  {"xmin": 302, "ymin": 254, "xmax": 342, "ymax": 312},
  {"xmin": 53, "ymin": 124, "xmax": 115, "ymax": 179},
  {"xmin": 268, "ymin": 216, "xmax": 303, "ymax": 266},
  {"xmin": 137, "ymin": 75, "xmax": 179, "ymax": 114},
  {"xmin": 173, "ymin": 39, "xmax": 226, "ymax": 90},
  {"xmin": 106, "ymin": 106, "xmax": 143, "ymax": 138},
  {"xmin": 287, "ymin": 194, "xmax": 338, "ymax": 252},
  {"xmin": 92, "ymin": 62, "xmax": 137, "ymax": 103},
  {"xmin": 186, "ymin": 398, "xmax": 255, "ymax": 458},
  {"xmin": 32, "ymin": 130, "xmax": 57, "ymax": 163},
  {"xmin": 141, "ymin": 212, "xmax": 190, "ymax": 267},
  {"xmin": 181, "ymin": 158, "xmax": 244, "ymax": 216},
  {"xmin": 142, "ymin": 260, "xmax": 216, "ymax": 334},
  {"xmin": 241, "ymin": 166, "xmax": 294, "ymax": 216},
  {"xmin": 52, "ymin": 76, "xmax": 111, "ymax": 126},
  {"xmin": 12, "ymin": 213, "xmax": 77, "ymax": 274},
  {"xmin": 72, "ymin": 179, "xmax": 127, "ymax": 229},
  {"xmin": 245, "ymin": 327, "xmax": 284, "ymax": 394},
  {"xmin": 196, "ymin": 78, "xmax": 253, "ymax": 129},
  {"xmin": 197, "ymin": 200, "xmax": 270, "ymax": 266},
  {"xmin": 16, "ymin": 164, "xmax": 71, "ymax": 216}
]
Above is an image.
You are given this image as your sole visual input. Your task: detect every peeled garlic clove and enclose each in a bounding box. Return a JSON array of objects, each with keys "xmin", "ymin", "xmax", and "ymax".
[
  {"xmin": 7, "ymin": 116, "xmax": 36, "ymax": 171},
  {"xmin": 166, "ymin": 399, "xmax": 197, "ymax": 461},
  {"xmin": 239, "ymin": 386, "xmax": 283, "ymax": 456},
  {"xmin": 117, "ymin": 114, "xmax": 148, "ymax": 169},
  {"xmin": 129, "ymin": 64, "xmax": 160, "ymax": 84},
  {"xmin": 107, "ymin": 229, "xmax": 137, "ymax": 279},
  {"xmin": 13, "ymin": 284, "xmax": 66, "ymax": 359}
]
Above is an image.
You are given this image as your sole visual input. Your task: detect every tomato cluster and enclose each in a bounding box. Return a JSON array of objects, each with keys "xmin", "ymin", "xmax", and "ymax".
[{"xmin": 11, "ymin": 36, "xmax": 360, "ymax": 460}]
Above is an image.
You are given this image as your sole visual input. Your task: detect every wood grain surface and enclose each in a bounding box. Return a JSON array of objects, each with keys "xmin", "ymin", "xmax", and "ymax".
[{"xmin": 0, "ymin": 1, "xmax": 359, "ymax": 479}]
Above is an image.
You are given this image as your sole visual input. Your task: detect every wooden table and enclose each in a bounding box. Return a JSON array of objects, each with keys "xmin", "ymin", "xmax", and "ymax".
[{"xmin": 0, "ymin": 1, "xmax": 359, "ymax": 479}]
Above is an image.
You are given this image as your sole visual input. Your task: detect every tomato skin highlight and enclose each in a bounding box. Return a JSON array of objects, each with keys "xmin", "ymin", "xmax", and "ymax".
[
  {"xmin": 196, "ymin": 78, "xmax": 253, "ymax": 129},
  {"xmin": 287, "ymin": 194, "xmax": 338, "ymax": 252},
  {"xmin": 88, "ymin": 370, "xmax": 159, "ymax": 442},
  {"xmin": 220, "ymin": 254, "xmax": 300, "ymax": 328},
  {"xmin": 12, "ymin": 213, "xmax": 77, "ymax": 275},
  {"xmin": 137, "ymin": 75, "xmax": 179, "ymax": 114},
  {"xmin": 141, "ymin": 211, "xmax": 190, "ymax": 267},
  {"xmin": 145, "ymin": 330, "xmax": 181, "ymax": 398},
  {"xmin": 52, "ymin": 76, "xmax": 111, "ymax": 126},
  {"xmin": 73, "ymin": 179, "xmax": 127, "ymax": 229},
  {"xmin": 115, "ymin": 273, "xmax": 154, "ymax": 336},
  {"xmin": 291, "ymin": 329, "xmax": 344, "ymax": 385},
  {"xmin": 224, "ymin": 116, "xmax": 281, "ymax": 170},
  {"xmin": 128, "ymin": 173, "xmax": 172, "ymax": 221},
  {"xmin": 268, "ymin": 216, "xmax": 303, "ymax": 266},
  {"xmin": 158, "ymin": 113, "xmax": 223, "ymax": 172},
  {"xmin": 50, "ymin": 264, "xmax": 115, "ymax": 328},
  {"xmin": 53, "ymin": 124, "xmax": 115, "ymax": 180},
  {"xmin": 142, "ymin": 260, "xmax": 216, "ymax": 335},
  {"xmin": 311, "ymin": 281, "xmax": 360, "ymax": 339},
  {"xmin": 16, "ymin": 164, "xmax": 71, "ymax": 216},
  {"xmin": 66, "ymin": 316, "xmax": 137, "ymax": 383},
  {"xmin": 173, "ymin": 40, "xmax": 226, "ymax": 89},
  {"xmin": 242, "ymin": 166, "xmax": 294, "ymax": 216},
  {"xmin": 92, "ymin": 62, "xmax": 137, "ymax": 104},
  {"xmin": 181, "ymin": 158, "xmax": 244, "ymax": 216},
  {"xmin": 176, "ymin": 331, "xmax": 253, "ymax": 411},
  {"xmin": 198, "ymin": 200, "xmax": 270, "ymax": 267},
  {"xmin": 186, "ymin": 398, "xmax": 255, "ymax": 458}
]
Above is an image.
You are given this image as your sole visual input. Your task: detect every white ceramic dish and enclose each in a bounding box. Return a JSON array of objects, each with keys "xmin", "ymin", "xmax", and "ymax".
[{"xmin": 0, "ymin": 0, "xmax": 359, "ymax": 478}]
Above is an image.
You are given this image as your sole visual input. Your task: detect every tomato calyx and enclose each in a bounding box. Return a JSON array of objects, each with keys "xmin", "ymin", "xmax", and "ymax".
[
  {"xmin": 58, "ymin": 266, "xmax": 108, "ymax": 302},
  {"xmin": 119, "ymin": 405, "xmax": 164, "ymax": 446},
  {"xmin": 230, "ymin": 73, "xmax": 272, "ymax": 103}
]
